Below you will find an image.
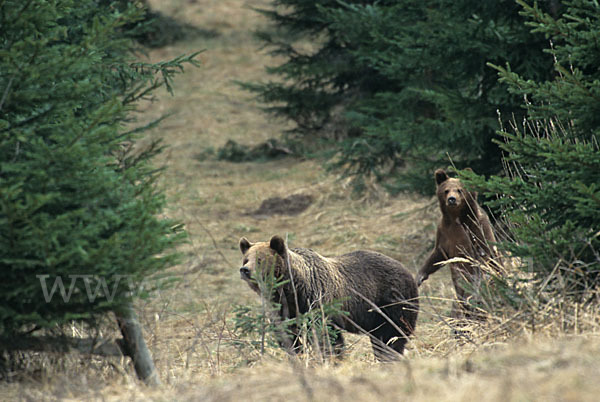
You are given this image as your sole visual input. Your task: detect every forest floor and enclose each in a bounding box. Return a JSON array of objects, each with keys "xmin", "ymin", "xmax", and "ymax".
[{"xmin": 3, "ymin": 1, "xmax": 600, "ymax": 401}]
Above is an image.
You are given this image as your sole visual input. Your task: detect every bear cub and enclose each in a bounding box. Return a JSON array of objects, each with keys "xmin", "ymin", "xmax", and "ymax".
[
  {"xmin": 416, "ymin": 169, "xmax": 500, "ymax": 318},
  {"xmin": 239, "ymin": 235, "xmax": 419, "ymax": 360}
]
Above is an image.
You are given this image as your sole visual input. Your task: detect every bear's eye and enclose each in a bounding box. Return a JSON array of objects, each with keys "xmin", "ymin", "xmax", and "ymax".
[
  {"xmin": 458, "ymin": 189, "xmax": 463, "ymax": 194},
  {"xmin": 445, "ymin": 190, "xmax": 449, "ymax": 194},
  {"xmin": 243, "ymin": 258, "xmax": 249, "ymax": 265}
]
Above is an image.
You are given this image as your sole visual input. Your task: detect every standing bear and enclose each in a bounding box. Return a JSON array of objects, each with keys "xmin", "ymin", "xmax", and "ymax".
[
  {"xmin": 417, "ymin": 169, "xmax": 500, "ymax": 319},
  {"xmin": 239, "ymin": 235, "xmax": 419, "ymax": 360}
]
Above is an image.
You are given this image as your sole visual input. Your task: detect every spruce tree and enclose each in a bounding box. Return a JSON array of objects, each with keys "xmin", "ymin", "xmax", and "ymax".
[
  {"xmin": 246, "ymin": 0, "xmax": 557, "ymax": 193},
  {"xmin": 465, "ymin": 0, "xmax": 600, "ymax": 302},
  {"xmin": 0, "ymin": 1, "xmax": 197, "ymax": 336},
  {"xmin": 491, "ymin": 0, "xmax": 600, "ymax": 141}
]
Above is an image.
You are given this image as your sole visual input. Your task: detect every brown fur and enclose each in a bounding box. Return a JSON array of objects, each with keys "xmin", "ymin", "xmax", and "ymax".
[
  {"xmin": 416, "ymin": 169, "xmax": 499, "ymax": 319},
  {"xmin": 239, "ymin": 235, "xmax": 419, "ymax": 360}
]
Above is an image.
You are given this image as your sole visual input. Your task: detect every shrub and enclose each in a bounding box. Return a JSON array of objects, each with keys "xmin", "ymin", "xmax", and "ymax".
[
  {"xmin": 233, "ymin": 260, "xmax": 344, "ymax": 359},
  {"xmin": 0, "ymin": 0, "xmax": 198, "ymax": 336}
]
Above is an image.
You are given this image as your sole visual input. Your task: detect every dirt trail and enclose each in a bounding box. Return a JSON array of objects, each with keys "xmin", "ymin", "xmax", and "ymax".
[
  {"xmin": 129, "ymin": 0, "xmax": 452, "ymax": 379},
  {"xmin": 140, "ymin": 0, "xmax": 440, "ymax": 302}
]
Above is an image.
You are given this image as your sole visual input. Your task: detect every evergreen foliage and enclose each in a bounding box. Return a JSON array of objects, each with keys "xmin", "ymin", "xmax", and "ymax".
[
  {"xmin": 101, "ymin": 0, "xmax": 211, "ymax": 48},
  {"xmin": 0, "ymin": 1, "xmax": 198, "ymax": 336},
  {"xmin": 465, "ymin": 0, "xmax": 600, "ymax": 302},
  {"xmin": 491, "ymin": 0, "xmax": 600, "ymax": 141},
  {"xmin": 246, "ymin": 0, "xmax": 556, "ymax": 193}
]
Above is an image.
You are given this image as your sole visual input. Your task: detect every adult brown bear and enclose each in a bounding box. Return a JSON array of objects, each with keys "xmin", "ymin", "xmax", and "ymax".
[
  {"xmin": 416, "ymin": 169, "xmax": 500, "ymax": 319},
  {"xmin": 239, "ymin": 235, "xmax": 419, "ymax": 360}
]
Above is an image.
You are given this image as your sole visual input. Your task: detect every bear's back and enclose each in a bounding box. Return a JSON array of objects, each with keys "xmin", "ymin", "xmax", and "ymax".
[
  {"xmin": 292, "ymin": 248, "xmax": 416, "ymax": 298},
  {"xmin": 340, "ymin": 250, "xmax": 417, "ymax": 293},
  {"xmin": 291, "ymin": 248, "xmax": 409, "ymax": 276},
  {"xmin": 338, "ymin": 250, "xmax": 408, "ymax": 275}
]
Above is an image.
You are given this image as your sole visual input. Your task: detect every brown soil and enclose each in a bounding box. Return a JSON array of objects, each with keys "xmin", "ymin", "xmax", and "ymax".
[{"xmin": 247, "ymin": 193, "xmax": 314, "ymax": 217}]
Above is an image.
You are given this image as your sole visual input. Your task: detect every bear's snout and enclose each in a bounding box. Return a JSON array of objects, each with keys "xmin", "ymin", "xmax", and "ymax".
[
  {"xmin": 447, "ymin": 196, "xmax": 457, "ymax": 205},
  {"xmin": 240, "ymin": 266, "xmax": 251, "ymax": 279}
]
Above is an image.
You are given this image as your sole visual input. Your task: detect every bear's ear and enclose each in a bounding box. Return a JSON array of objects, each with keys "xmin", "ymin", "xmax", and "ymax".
[
  {"xmin": 435, "ymin": 169, "xmax": 448, "ymax": 185},
  {"xmin": 269, "ymin": 235, "xmax": 287, "ymax": 257},
  {"xmin": 239, "ymin": 237, "xmax": 252, "ymax": 254}
]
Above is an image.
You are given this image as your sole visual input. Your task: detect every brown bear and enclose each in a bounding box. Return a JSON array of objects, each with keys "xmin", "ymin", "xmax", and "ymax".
[
  {"xmin": 416, "ymin": 169, "xmax": 500, "ymax": 319},
  {"xmin": 239, "ymin": 235, "xmax": 419, "ymax": 360}
]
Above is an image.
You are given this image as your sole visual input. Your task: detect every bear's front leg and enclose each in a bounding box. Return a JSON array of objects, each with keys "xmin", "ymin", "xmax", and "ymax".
[
  {"xmin": 277, "ymin": 323, "xmax": 302, "ymax": 354},
  {"xmin": 417, "ymin": 247, "xmax": 446, "ymax": 286},
  {"xmin": 271, "ymin": 291, "xmax": 301, "ymax": 355}
]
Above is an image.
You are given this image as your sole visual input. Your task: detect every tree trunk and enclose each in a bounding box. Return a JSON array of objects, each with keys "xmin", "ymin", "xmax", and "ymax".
[{"xmin": 115, "ymin": 304, "xmax": 161, "ymax": 386}]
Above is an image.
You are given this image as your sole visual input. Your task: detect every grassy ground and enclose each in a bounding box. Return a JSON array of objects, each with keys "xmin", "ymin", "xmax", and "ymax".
[{"xmin": 3, "ymin": 1, "xmax": 600, "ymax": 400}]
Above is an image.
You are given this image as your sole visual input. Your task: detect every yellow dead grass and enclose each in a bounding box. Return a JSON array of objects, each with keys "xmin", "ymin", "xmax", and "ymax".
[{"xmin": 3, "ymin": 1, "xmax": 600, "ymax": 401}]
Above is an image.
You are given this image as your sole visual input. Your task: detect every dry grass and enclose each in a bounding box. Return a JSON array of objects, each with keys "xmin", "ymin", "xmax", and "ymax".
[{"xmin": 3, "ymin": 0, "xmax": 600, "ymax": 400}]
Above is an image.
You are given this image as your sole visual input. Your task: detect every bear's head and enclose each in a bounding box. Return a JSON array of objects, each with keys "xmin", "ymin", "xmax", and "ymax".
[
  {"xmin": 239, "ymin": 235, "xmax": 288, "ymax": 294},
  {"xmin": 435, "ymin": 168, "xmax": 477, "ymax": 217}
]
